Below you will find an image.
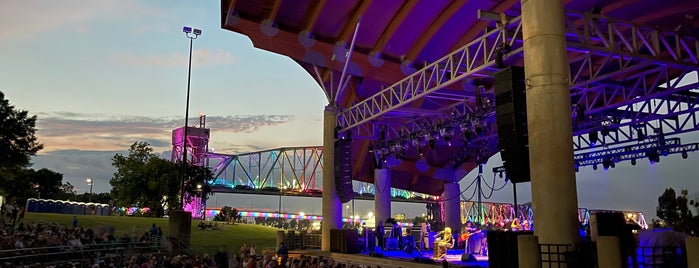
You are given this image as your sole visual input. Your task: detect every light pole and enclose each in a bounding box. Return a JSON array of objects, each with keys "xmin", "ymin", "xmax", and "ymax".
[
  {"xmin": 180, "ymin": 26, "xmax": 202, "ymax": 208},
  {"xmin": 33, "ymin": 184, "xmax": 40, "ymax": 199},
  {"xmin": 86, "ymin": 178, "xmax": 93, "ymax": 202}
]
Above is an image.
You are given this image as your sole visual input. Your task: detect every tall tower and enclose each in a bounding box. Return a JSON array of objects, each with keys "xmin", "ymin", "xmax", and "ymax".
[{"xmin": 171, "ymin": 114, "xmax": 210, "ymax": 218}]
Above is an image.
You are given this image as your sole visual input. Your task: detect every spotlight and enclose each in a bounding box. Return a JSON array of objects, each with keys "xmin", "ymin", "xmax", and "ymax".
[
  {"xmin": 682, "ymin": 151, "xmax": 688, "ymax": 159},
  {"xmin": 610, "ymin": 162, "xmax": 615, "ymax": 168},
  {"xmin": 646, "ymin": 150, "xmax": 660, "ymax": 164},
  {"xmin": 589, "ymin": 130, "xmax": 598, "ymax": 146},
  {"xmin": 631, "ymin": 159, "xmax": 636, "ymax": 165},
  {"xmin": 613, "ymin": 156, "xmax": 620, "ymax": 163},
  {"xmin": 593, "ymin": 164, "xmax": 598, "ymax": 170},
  {"xmin": 601, "ymin": 127, "xmax": 609, "ymax": 136},
  {"xmin": 637, "ymin": 130, "xmax": 645, "ymax": 142},
  {"xmin": 661, "ymin": 149, "xmax": 669, "ymax": 156}
]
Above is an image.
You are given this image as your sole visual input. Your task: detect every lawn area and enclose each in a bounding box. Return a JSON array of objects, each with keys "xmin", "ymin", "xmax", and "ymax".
[{"xmin": 24, "ymin": 213, "xmax": 279, "ymax": 254}]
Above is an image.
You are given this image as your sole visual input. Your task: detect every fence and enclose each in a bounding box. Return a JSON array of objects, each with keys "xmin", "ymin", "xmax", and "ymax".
[
  {"xmin": 636, "ymin": 246, "xmax": 687, "ymax": 268},
  {"xmin": 539, "ymin": 243, "xmax": 598, "ymax": 268},
  {"xmin": 0, "ymin": 238, "xmax": 166, "ymax": 267}
]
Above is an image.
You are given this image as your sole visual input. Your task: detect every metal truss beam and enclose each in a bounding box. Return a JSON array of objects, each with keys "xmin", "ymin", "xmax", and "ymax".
[
  {"xmin": 338, "ymin": 16, "xmax": 524, "ymax": 132},
  {"xmin": 575, "ymin": 143, "xmax": 699, "ymax": 167},
  {"xmin": 207, "ymin": 146, "xmax": 324, "ymax": 192},
  {"xmin": 573, "ymin": 92, "xmax": 699, "ymax": 149},
  {"xmin": 339, "ymin": 10, "xmax": 699, "ymax": 133}
]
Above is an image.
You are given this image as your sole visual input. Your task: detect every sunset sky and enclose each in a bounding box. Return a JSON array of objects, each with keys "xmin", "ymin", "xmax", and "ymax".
[{"xmin": 1, "ymin": 1, "xmax": 697, "ymax": 219}]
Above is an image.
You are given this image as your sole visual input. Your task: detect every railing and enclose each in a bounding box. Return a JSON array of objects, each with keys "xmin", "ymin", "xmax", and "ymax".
[
  {"xmin": 636, "ymin": 246, "xmax": 687, "ymax": 268},
  {"xmin": 539, "ymin": 243, "xmax": 598, "ymax": 268},
  {"xmin": 301, "ymin": 233, "xmax": 322, "ymax": 249},
  {"xmin": 0, "ymin": 238, "xmax": 166, "ymax": 266}
]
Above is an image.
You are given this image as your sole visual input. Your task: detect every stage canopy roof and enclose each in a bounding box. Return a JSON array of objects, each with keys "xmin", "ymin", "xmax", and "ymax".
[{"xmin": 221, "ymin": 0, "xmax": 699, "ymax": 196}]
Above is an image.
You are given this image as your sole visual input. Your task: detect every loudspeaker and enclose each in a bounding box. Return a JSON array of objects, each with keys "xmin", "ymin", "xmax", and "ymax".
[
  {"xmin": 334, "ymin": 138, "xmax": 354, "ymax": 203},
  {"xmin": 495, "ymin": 66, "xmax": 530, "ymax": 183},
  {"xmin": 590, "ymin": 211, "xmax": 625, "ymax": 242},
  {"xmin": 462, "ymin": 253, "xmax": 488, "ymax": 262}
]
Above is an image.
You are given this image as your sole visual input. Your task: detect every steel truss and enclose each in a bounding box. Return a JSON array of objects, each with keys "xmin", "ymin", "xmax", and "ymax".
[
  {"xmin": 573, "ymin": 138, "xmax": 699, "ymax": 167},
  {"xmin": 573, "ymin": 91, "xmax": 699, "ymax": 149},
  {"xmin": 338, "ymin": 10, "xmax": 699, "ymax": 134},
  {"xmin": 205, "ymin": 146, "xmax": 440, "ymax": 200},
  {"xmin": 206, "ymin": 146, "xmax": 324, "ymax": 192}
]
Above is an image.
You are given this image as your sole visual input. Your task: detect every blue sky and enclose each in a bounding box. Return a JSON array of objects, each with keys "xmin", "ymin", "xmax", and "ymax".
[{"xmin": 1, "ymin": 1, "xmax": 697, "ymax": 219}]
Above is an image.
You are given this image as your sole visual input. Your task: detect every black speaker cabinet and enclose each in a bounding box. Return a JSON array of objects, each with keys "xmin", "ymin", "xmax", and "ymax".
[
  {"xmin": 334, "ymin": 139, "xmax": 354, "ymax": 203},
  {"xmin": 495, "ymin": 66, "xmax": 530, "ymax": 183}
]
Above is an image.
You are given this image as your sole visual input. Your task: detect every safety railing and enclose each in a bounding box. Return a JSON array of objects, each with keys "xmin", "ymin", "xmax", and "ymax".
[
  {"xmin": 636, "ymin": 246, "xmax": 687, "ymax": 268},
  {"xmin": 539, "ymin": 243, "xmax": 598, "ymax": 268},
  {"xmin": 0, "ymin": 238, "xmax": 166, "ymax": 265}
]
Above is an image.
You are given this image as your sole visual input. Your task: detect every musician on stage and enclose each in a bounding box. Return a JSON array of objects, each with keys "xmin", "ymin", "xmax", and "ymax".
[
  {"xmin": 420, "ymin": 222, "xmax": 431, "ymax": 250},
  {"xmin": 462, "ymin": 221, "xmax": 479, "ymax": 254},
  {"xmin": 434, "ymin": 227, "xmax": 453, "ymax": 259}
]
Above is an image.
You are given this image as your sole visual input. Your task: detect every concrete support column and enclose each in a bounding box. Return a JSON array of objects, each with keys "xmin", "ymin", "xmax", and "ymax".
[
  {"xmin": 521, "ymin": 0, "xmax": 580, "ymax": 244},
  {"xmin": 442, "ymin": 182, "xmax": 461, "ymax": 232},
  {"xmin": 321, "ymin": 106, "xmax": 341, "ymax": 251},
  {"xmin": 596, "ymin": 236, "xmax": 622, "ymax": 268},
  {"xmin": 518, "ymin": 235, "xmax": 540, "ymax": 268},
  {"xmin": 276, "ymin": 230, "xmax": 285, "ymax": 249},
  {"xmin": 374, "ymin": 168, "xmax": 392, "ymax": 226},
  {"xmin": 687, "ymin": 237, "xmax": 699, "ymax": 268},
  {"xmin": 168, "ymin": 210, "xmax": 192, "ymax": 248}
]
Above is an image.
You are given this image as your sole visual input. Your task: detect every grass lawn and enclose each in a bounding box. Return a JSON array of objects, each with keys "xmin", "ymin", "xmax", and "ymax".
[{"xmin": 24, "ymin": 213, "xmax": 279, "ymax": 254}]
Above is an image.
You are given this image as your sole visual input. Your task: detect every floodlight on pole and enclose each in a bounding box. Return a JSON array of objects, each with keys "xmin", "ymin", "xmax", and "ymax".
[
  {"xmin": 86, "ymin": 178, "xmax": 94, "ymax": 202},
  {"xmin": 180, "ymin": 26, "xmax": 202, "ymax": 209}
]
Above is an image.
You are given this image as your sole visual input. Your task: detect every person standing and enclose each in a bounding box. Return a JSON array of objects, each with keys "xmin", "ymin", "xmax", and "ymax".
[
  {"xmin": 376, "ymin": 221, "xmax": 385, "ymax": 250},
  {"xmin": 214, "ymin": 245, "xmax": 229, "ymax": 268}
]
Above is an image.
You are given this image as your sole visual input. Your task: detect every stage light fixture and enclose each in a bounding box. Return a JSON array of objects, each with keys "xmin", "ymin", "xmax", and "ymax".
[
  {"xmin": 682, "ymin": 151, "xmax": 688, "ymax": 159},
  {"xmin": 631, "ymin": 159, "xmax": 636, "ymax": 165},
  {"xmin": 589, "ymin": 130, "xmax": 598, "ymax": 146},
  {"xmin": 593, "ymin": 164, "xmax": 598, "ymax": 170}
]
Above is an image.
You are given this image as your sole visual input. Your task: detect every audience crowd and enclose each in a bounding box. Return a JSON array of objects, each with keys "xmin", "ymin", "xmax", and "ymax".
[{"xmin": 0, "ymin": 216, "xmax": 389, "ymax": 268}]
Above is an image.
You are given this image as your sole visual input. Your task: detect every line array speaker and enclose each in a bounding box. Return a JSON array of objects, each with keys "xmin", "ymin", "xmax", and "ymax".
[
  {"xmin": 495, "ymin": 66, "xmax": 530, "ymax": 183},
  {"xmin": 334, "ymin": 138, "xmax": 354, "ymax": 203}
]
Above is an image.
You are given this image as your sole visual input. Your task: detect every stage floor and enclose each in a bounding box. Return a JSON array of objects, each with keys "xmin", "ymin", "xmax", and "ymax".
[
  {"xmin": 290, "ymin": 248, "xmax": 489, "ymax": 267},
  {"xmin": 368, "ymin": 248, "xmax": 489, "ymax": 267}
]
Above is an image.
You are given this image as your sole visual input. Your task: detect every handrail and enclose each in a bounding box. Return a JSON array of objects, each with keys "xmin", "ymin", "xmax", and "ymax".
[{"xmin": 0, "ymin": 238, "xmax": 167, "ymax": 264}]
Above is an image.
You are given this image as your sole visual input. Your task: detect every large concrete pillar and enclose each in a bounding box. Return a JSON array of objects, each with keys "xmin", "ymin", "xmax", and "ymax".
[
  {"xmin": 518, "ymin": 235, "xmax": 541, "ymax": 268},
  {"xmin": 687, "ymin": 237, "xmax": 699, "ymax": 268},
  {"xmin": 521, "ymin": 0, "xmax": 580, "ymax": 244},
  {"xmin": 596, "ymin": 236, "xmax": 622, "ymax": 268},
  {"xmin": 321, "ymin": 106, "xmax": 341, "ymax": 251},
  {"xmin": 374, "ymin": 168, "xmax": 392, "ymax": 226},
  {"xmin": 442, "ymin": 182, "xmax": 461, "ymax": 232}
]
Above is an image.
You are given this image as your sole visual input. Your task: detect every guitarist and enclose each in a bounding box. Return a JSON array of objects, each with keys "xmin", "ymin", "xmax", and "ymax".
[{"xmin": 462, "ymin": 221, "xmax": 480, "ymax": 254}]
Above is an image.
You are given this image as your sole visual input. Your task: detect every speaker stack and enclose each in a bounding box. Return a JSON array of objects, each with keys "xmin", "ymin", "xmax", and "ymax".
[
  {"xmin": 334, "ymin": 138, "xmax": 354, "ymax": 203},
  {"xmin": 495, "ymin": 66, "xmax": 531, "ymax": 183}
]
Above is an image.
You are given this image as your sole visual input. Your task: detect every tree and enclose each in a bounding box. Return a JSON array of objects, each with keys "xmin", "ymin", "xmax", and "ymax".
[
  {"xmin": 55, "ymin": 182, "xmax": 77, "ymax": 200},
  {"xmin": 0, "ymin": 91, "xmax": 44, "ymax": 200},
  {"xmin": 0, "ymin": 91, "xmax": 43, "ymax": 170},
  {"xmin": 656, "ymin": 187, "xmax": 698, "ymax": 234},
  {"xmin": 110, "ymin": 141, "xmax": 213, "ymax": 217},
  {"xmin": 213, "ymin": 206, "xmax": 240, "ymax": 223},
  {"xmin": 31, "ymin": 168, "xmax": 63, "ymax": 199}
]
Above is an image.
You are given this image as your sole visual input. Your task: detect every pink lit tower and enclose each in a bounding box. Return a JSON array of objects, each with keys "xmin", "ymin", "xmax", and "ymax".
[{"xmin": 171, "ymin": 114, "xmax": 210, "ymax": 219}]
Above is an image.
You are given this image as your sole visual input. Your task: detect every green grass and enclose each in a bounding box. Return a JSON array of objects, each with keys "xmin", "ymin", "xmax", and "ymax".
[{"xmin": 24, "ymin": 213, "xmax": 279, "ymax": 254}]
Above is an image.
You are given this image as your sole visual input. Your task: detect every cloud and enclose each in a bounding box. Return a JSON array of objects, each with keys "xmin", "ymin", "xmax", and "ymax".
[
  {"xmin": 0, "ymin": 1, "xmax": 164, "ymax": 41},
  {"xmin": 35, "ymin": 112, "xmax": 293, "ymax": 151},
  {"xmin": 111, "ymin": 49, "xmax": 237, "ymax": 68}
]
